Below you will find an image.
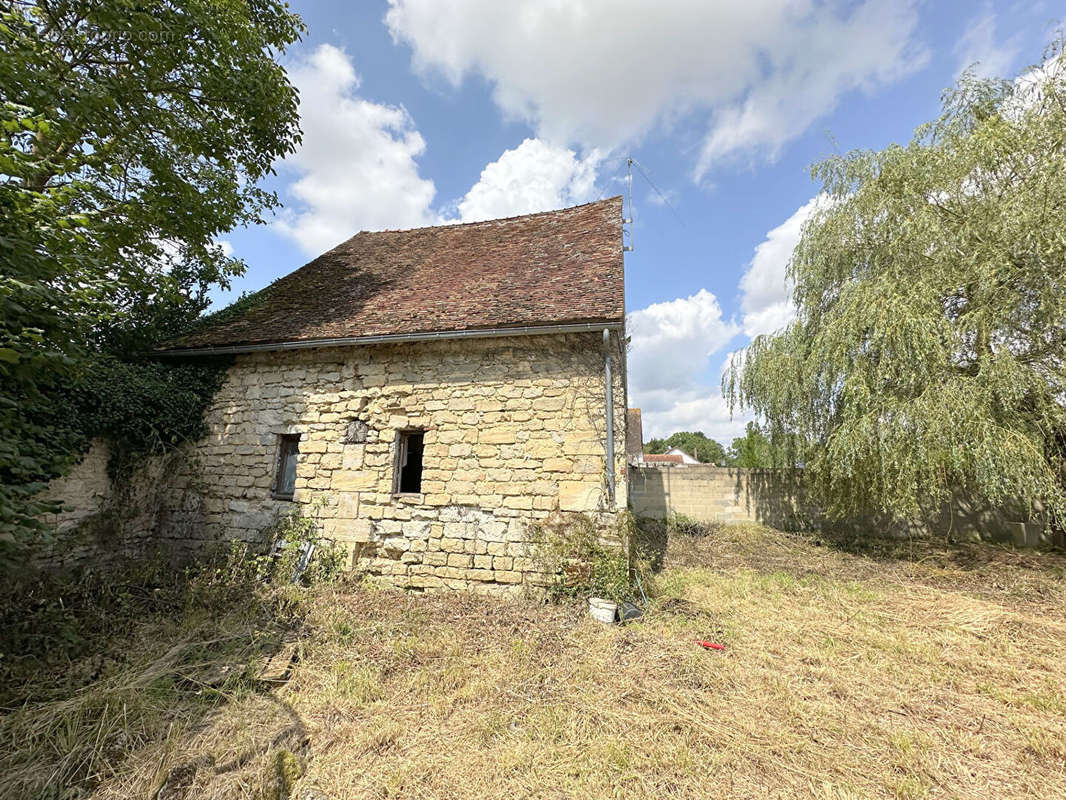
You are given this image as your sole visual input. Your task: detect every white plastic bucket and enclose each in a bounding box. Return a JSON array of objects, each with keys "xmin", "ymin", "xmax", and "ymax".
[{"xmin": 589, "ymin": 597, "xmax": 618, "ymax": 624}]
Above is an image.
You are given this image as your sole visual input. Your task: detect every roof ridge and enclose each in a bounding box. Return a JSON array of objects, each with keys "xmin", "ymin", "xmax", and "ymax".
[{"xmin": 353, "ymin": 195, "xmax": 623, "ymax": 237}]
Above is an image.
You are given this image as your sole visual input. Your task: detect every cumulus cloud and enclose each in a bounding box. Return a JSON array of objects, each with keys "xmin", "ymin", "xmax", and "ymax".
[
  {"xmin": 456, "ymin": 138, "xmax": 602, "ymax": 222},
  {"xmin": 954, "ymin": 5, "xmax": 1021, "ymax": 79},
  {"xmin": 385, "ymin": 0, "xmax": 927, "ymax": 176},
  {"xmin": 630, "ymin": 197, "xmax": 831, "ymax": 437},
  {"xmin": 628, "ymin": 290, "xmax": 738, "ymax": 394},
  {"xmin": 738, "ymin": 195, "xmax": 824, "ymax": 337},
  {"xmin": 274, "ymin": 44, "xmax": 439, "ymax": 254},
  {"xmin": 639, "ymin": 391, "xmax": 749, "ymax": 444},
  {"xmin": 627, "ymin": 289, "xmax": 744, "ymax": 441},
  {"xmin": 273, "ymin": 45, "xmax": 607, "ymax": 252}
]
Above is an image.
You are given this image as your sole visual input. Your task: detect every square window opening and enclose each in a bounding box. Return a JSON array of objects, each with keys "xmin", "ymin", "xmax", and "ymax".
[
  {"xmin": 273, "ymin": 434, "xmax": 300, "ymax": 499},
  {"xmin": 394, "ymin": 430, "xmax": 424, "ymax": 495}
]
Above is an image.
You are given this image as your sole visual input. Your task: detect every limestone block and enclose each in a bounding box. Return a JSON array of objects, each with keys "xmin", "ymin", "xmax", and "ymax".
[
  {"xmin": 559, "ymin": 481, "xmax": 601, "ymax": 512},
  {"xmin": 423, "ymin": 552, "xmax": 448, "ymax": 567},
  {"xmin": 479, "ymin": 429, "xmax": 516, "ymax": 444},
  {"xmin": 523, "ymin": 439, "xmax": 561, "ymax": 459},
  {"xmin": 332, "ymin": 470, "xmax": 379, "ymax": 491},
  {"xmin": 402, "ymin": 520, "xmax": 432, "ymax": 539},
  {"xmin": 542, "ymin": 458, "xmax": 574, "ymax": 472},
  {"xmin": 532, "ymin": 397, "xmax": 566, "ymax": 412},
  {"xmin": 325, "ymin": 518, "xmax": 374, "ymax": 543}
]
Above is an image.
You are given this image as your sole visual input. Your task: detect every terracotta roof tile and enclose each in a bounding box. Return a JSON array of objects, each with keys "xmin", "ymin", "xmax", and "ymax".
[
  {"xmin": 644, "ymin": 454, "xmax": 684, "ymax": 465},
  {"xmin": 164, "ymin": 197, "xmax": 625, "ymax": 351}
]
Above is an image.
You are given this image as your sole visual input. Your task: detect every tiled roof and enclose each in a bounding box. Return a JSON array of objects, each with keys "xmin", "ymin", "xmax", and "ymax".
[
  {"xmin": 163, "ymin": 198, "xmax": 625, "ymax": 351},
  {"xmin": 644, "ymin": 454, "xmax": 684, "ymax": 465}
]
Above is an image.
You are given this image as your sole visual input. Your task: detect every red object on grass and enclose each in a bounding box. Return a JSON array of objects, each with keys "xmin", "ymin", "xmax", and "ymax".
[{"xmin": 697, "ymin": 640, "xmax": 725, "ymax": 651}]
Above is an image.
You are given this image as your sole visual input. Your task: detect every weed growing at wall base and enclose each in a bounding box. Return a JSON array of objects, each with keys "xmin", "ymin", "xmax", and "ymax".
[
  {"xmin": 531, "ymin": 512, "xmax": 651, "ymax": 604},
  {"xmin": 191, "ymin": 504, "xmax": 345, "ymax": 602}
]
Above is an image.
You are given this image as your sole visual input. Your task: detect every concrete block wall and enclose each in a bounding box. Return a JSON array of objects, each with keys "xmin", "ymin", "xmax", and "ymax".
[
  {"xmin": 628, "ymin": 464, "xmax": 1059, "ymax": 546},
  {"xmin": 628, "ymin": 465, "xmax": 817, "ymax": 530}
]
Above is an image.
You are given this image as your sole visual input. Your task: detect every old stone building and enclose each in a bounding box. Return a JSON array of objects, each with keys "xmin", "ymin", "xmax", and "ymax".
[{"xmin": 141, "ymin": 198, "xmax": 628, "ymax": 591}]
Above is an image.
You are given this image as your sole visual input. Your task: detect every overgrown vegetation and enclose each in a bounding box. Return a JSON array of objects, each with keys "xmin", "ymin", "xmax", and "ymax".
[
  {"xmin": 666, "ymin": 511, "xmax": 720, "ymax": 538},
  {"xmin": 531, "ymin": 512, "xmax": 650, "ymax": 604},
  {"xmin": 4, "ymin": 523, "xmax": 1064, "ymax": 798},
  {"xmin": 197, "ymin": 505, "xmax": 347, "ymax": 592},
  {"xmin": 642, "ymin": 424, "xmax": 793, "ymax": 467},
  {"xmin": 0, "ymin": 507, "xmax": 342, "ymax": 798},
  {"xmin": 728, "ymin": 39, "xmax": 1066, "ymax": 525},
  {"xmin": 1, "ymin": 1, "xmax": 305, "ymax": 549}
]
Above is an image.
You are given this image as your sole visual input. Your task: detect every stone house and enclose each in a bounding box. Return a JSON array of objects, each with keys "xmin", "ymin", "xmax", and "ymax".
[
  {"xmin": 147, "ymin": 198, "xmax": 629, "ymax": 592},
  {"xmin": 626, "ymin": 408, "xmax": 644, "ymax": 464}
]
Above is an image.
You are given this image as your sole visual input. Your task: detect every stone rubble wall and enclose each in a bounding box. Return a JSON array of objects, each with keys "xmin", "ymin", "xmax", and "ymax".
[
  {"xmin": 34, "ymin": 442, "xmax": 185, "ymax": 570},
  {"xmin": 37, "ymin": 332, "xmax": 629, "ymax": 590}
]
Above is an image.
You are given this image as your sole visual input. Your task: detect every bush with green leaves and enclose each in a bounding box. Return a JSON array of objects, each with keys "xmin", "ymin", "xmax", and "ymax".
[
  {"xmin": 191, "ymin": 505, "xmax": 345, "ymax": 604},
  {"xmin": 532, "ymin": 512, "xmax": 649, "ymax": 604},
  {"xmin": 1, "ymin": 1, "xmax": 304, "ymax": 549}
]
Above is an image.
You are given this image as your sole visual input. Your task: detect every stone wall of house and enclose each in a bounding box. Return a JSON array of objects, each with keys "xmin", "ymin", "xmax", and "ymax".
[
  {"xmin": 151, "ymin": 331, "xmax": 629, "ymax": 592},
  {"xmin": 628, "ymin": 464, "xmax": 1057, "ymax": 546},
  {"xmin": 35, "ymin": 332, "xmax": 628, "ymax": 585}
]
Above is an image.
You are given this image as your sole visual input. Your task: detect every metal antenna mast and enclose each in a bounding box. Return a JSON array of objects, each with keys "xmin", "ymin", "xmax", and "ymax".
[{"xmin": 623, "ymin": 156, "xmax": 634, "ymax": 252}]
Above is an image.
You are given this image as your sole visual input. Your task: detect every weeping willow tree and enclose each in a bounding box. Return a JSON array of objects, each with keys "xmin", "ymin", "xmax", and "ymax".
[{"xmin": 727, "ymin": 40, "xmax": 1066, "ymax": 526}]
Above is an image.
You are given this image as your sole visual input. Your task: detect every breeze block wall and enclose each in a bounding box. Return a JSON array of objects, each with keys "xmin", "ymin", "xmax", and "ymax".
[
  {"xmin": 155, "ymin": 331, "xmax": 628, "ymax": 592},
  {"xmin": 629, "ymin": 465, "xmax": 818, "ymax": 530},
  {"xmin": 628, "ymin": 464, "xmax": 1058, "ymax": 546}
]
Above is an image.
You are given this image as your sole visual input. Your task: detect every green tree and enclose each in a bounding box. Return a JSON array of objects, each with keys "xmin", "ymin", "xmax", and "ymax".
[
  {"xmin": 726, "ymin": 423, "xmax": 775, "ymax": 468},
  {"xmin": 1, "ymin": 1, "xmax": 304, "ymax": 545},
  {"xmin": 644, "ymin": 431, "xmax": 727, "ymax": 464},
  {"xmin": 727, "ymin": 41, "xmax": 1066, "ymax": 524}
]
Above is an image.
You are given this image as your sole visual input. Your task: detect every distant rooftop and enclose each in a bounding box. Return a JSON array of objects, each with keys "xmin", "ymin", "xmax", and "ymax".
[{"xmin": 644, "ymin": 454, "xmax": 685, "ymax": 465}]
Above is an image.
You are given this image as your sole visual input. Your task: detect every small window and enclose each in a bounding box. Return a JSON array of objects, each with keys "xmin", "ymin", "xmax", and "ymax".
[
  {"xmin": 394, "ymin": 430, "xmax": 424, "ymax": 495},
  {"xmin": 273, "ymin": 434, "xmax": 300, "ymax": 499}
]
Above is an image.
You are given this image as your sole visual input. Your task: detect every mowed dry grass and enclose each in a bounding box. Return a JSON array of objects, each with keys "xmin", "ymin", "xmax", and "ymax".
[{"xmin": 4, "ymin": 524, "xmax": 1065, "ymax": 799}]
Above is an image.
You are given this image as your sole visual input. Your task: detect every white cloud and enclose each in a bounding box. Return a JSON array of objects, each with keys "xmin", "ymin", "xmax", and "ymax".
[
  {"xmin": 274, "ymin": 44, "xmax": 439, "ymax": 254},
  {"xmin": 738, "ymin": 195, "xmax": 823, "ymax": 337},
  {"xmin": 456, "ymin": 138, "xmax": 602, "ymax": 222},
  {"xmin": 646, "ymin": 187, "xmax": 678, "ymax": 208},
  {"xmin": 273, "ymin": 45, "xmax": 607, "ymax": 252},
  {"xmin": 627, "ymin": 289, "xmax": 743, "ymax": 442},
  {"xmin": 386, "ymin": 0, "xmax": 927, "ymax": 177},
  {"xmin": 640, "ymin": 390, "xmax": 749, "ymax": 444},
  {"xmin": 955, "ymin": 5, "xmax": 1021, "ymax": 79},
  {"xmin": 628, "ymin": 290, "xmax": 738, "ymax": 394}
]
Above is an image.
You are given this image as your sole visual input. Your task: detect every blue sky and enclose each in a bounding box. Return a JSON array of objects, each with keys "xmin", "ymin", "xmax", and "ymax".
[{"xmin": 215, "ymin": 0, "xmax": 1059, "ymax": 444}]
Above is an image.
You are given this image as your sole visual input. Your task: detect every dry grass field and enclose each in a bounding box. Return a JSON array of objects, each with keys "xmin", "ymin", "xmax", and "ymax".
[{"xmin": 2, "ymin": 524, "xmax": 1065, "ymax": 799}]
